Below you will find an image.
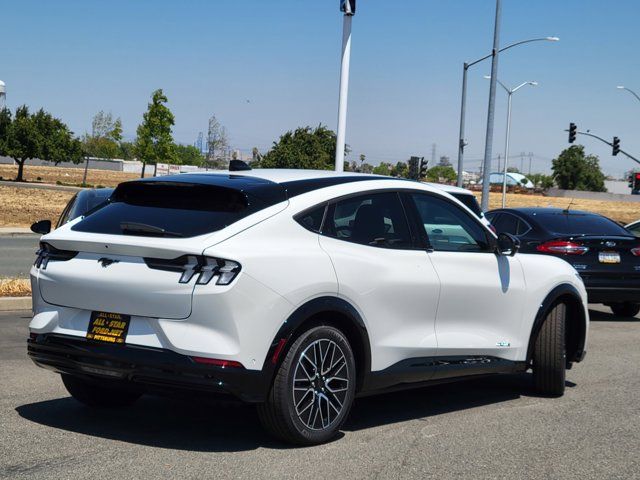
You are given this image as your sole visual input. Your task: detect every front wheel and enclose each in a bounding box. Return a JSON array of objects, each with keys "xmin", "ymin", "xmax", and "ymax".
[
  {"xmin": 62, "ymin": 374, "xmax": 142, "ymax": 408},
  {"xmin": 257, "ymin": 326, "xmax": 356, "ymax": 445},
  {"xmin": 532, "ymin": 303, "xmax": 566, "ymax": 396},
  {"xmin": 609, "ymin": 302, "xmax": 640, "ymax": 318}
]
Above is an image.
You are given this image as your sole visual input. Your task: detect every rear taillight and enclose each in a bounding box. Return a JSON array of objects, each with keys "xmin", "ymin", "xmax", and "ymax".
[
  {"xmin": 191, "ymin": 356, "xmax": 244, "ymax": 368},
  {"xmin": 631, "ymin": 247, "xmax": 640, "ymax": 256},
  {"xmin": 144, "ymin": 255, "xmax": 241, "ymax": 285},
  {"xmin": 34, "ymin": 242, "xmax": 78, "ymax": 269},
  {"xmin": 536, "ymin": 241, "xmax": 589, "ymax": 255}
]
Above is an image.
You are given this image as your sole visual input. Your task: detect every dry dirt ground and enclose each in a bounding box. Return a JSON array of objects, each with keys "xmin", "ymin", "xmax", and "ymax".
[
  {"xmin": 1, "ymin": 164, "xmax": 639, "ymax": 227},
  {"xmin": 0, "ymin": 278, "xmax": 30, "ymax": 297}
]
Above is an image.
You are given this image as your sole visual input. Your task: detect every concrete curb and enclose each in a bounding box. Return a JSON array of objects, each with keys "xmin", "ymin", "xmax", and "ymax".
[{"xmin": 0, "ymin": 297, "xmax": 32, "ymax": 311}]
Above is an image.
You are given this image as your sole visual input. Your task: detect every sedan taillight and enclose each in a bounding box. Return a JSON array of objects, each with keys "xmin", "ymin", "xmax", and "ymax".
[
  {"xmin": 631, "ymin": 247, "xmax": 640, "ymax": 257},
  {"xmin": 536, "ymin": 241, "xmax": 589, "ymax": 255}
]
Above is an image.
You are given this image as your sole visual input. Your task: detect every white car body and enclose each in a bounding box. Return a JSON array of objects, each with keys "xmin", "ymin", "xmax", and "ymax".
[{"xmin": 28, "ymin": 169, "xmax": 589, "ymax": 442}]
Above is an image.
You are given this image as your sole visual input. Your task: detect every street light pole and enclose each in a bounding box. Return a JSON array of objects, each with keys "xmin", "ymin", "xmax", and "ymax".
[
  {"xmin": 335, "ymin": 1, "xmax": 355, "ymax": 172},
  {"xmin": 456, "ymin": 36, "xmax": 558, "ymax": 187},
  {"xmin": 616, "ymin": 85, "xmax": 640, "ymax": 103},
  {"xmin": 480, "ymin": 0, "xmax": 502, "ymax": 212},
  {"xmin": 486, "ymin": 78, "xmax": 538, "ymax": 207}
]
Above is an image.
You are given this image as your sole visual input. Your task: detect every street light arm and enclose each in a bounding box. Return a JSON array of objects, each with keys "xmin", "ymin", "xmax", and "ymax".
[
  {"xmin": 511, "ymin": 81, "xmax": 534, "ymax": 93},
  {"xmin": 466, "ymin": 36, "xmax": 558, "ymax": 68},
  {"xmin": 618, "ymin": 86, "xmax": 640, "ymax": 103}
]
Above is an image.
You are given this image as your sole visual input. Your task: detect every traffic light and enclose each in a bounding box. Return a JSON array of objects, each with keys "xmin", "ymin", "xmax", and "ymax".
[
  {"xmin": 630, "ymin": 172, "xmax": 640, "ymax": 194},
  {"xmin": 340, "ymin": 0, "xmax": 356, "ymax": 15},
  {"xmin": 568, "ymin": 123, "xmax": 577, "ymax": 143},
  {"xmin": 408, "ymin": 156, "xmax": 419, "ymax": 180},
  {"xmin": 419, "ymin": 158, "xmax": 428, "ymax": 179},
  {"xmin": 612, "ymin": 136, "xmax": 621, "ymax": 156}
]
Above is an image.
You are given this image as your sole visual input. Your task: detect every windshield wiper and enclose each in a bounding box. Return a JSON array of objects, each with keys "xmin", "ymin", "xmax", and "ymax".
[{"xmin": 120, "ymin": 222, "xmax": 183, "ymax": 238}]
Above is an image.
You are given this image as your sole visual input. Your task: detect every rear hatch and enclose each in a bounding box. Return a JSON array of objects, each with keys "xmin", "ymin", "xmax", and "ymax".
[{"xmin": 36, "ymin": 176, "xmax": 286, "ymax": 319}]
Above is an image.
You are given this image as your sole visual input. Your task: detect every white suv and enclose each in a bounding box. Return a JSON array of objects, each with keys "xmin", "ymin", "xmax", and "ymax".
[{"xmin": 28, "ymin": 168, "xmax": 589, "ymax": 445}]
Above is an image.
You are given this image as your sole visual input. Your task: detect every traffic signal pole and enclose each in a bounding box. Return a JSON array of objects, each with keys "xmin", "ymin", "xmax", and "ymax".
[
  {"xmin": 566, "ymin": 128, "xmax": 640, "ymax": 165},
  {"xmin": 335, "ymin": 1, "xmax": 355, "ymax": 172}
]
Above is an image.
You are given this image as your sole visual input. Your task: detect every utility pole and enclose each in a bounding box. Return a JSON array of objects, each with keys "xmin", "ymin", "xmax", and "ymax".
[
  {"xmin": 528, "ymin": 152, "xmax": 533, "ymax": 175},
  {"xmin": 335, "ymin": 0, "xmax": 356, "ymax": 172},
  {"xmin": 431, "ymin": 143, "xmax": 436, "ymax": 166},
  {"xmin": 480, "ymin": 0, "xmax": 502, "ymax": 211}
]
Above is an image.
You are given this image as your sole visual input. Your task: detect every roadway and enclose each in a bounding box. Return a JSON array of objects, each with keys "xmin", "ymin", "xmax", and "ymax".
[
  {"xmin": 1, "ymin": 306, "xmax": 639, "ymax": 479},
  {"xmin": 0, "ymin": 234, "xmax": 39, "ymax": 278}
]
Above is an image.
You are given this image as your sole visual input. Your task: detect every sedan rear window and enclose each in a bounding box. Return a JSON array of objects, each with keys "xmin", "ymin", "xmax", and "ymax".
[
  {"xmin": 537, "ymin": 213, "xmax": 631, "ymax": 237},
  {"xmin": 72, "ymin": 181, "xmax": 256, "ymax": 238}
]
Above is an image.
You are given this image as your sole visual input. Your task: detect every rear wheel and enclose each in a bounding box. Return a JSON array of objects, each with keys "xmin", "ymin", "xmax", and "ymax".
[
  {"xmin": 258, "ymin": 325, "xmax": 356, "ymax": 445},
  {"xmin": 62, "ymin": 374, "xmax": 142, "ymax": 408},
  {"xmin": 609, "ymin": 302, "xmax": 640, "ymax": 318},
  {"xmin": 532, "ymin": 303, "xmax": 566, "ymax": 396}
]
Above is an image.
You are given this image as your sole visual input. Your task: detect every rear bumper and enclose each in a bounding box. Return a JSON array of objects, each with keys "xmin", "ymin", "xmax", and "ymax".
[
  {"xmin": 27, "ymin": 333, "xmax": 271, "ymax": 403},
  {"xmin": 585, "ymin": 287, "xmax": 640, "ymax": 304}
]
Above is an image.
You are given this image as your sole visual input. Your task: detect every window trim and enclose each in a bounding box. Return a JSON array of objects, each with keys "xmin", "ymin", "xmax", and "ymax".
[{"xmin": 403, "ymin": 191, "xmax": 497, "ymax": 254}]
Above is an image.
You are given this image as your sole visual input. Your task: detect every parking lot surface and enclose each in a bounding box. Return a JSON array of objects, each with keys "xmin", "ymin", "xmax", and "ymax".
[{"xmin": 1, "ymin": 306, "xmax": 639, "ymax": 480}]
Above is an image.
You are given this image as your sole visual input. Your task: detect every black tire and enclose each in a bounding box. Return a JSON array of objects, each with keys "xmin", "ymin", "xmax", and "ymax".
[
  {"xmin": 609, "ymin": 302, "xmax": 640, "ymax": 318},
  {"xmin": 532, "ymin": 303, "xmax": 566, "ymax": 396},
  {"xmin": 257, "ymin": 325, "xmax": 356, "ymax": 445},
  {"xmin": 61, "ymin": 374, "xmax": 142, "ymax": 408}
]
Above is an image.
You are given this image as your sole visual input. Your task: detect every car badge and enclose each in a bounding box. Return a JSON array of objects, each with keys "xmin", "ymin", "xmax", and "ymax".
[
  {"xmin": 98, "ymin": 258, "xmax": 119, "ymax": 268},
  {"xmin": 605, "ymin": 241, "xmax": 616, "ymax": 247}
]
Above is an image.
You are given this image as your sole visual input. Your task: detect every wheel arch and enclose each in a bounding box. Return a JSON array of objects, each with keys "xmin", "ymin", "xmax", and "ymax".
[
  {"xmin": 262, "ymin": 296, "xmax": 372, "ymax": 393},
  {"xmin": 526, "ymin": 284, "xmax": 587, "ymax": 364}
]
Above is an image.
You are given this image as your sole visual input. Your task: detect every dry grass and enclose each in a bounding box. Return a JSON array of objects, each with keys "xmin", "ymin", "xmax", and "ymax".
[
  {"xmin": 476, "ymin": 192, "xmax": 640, "ymax": 225},
  {"xmin": 0, "ymin": 164, "xmax": 148, "ymax": 188},
  {"xmin": 0, "ymin": 186, "xmax": 75, "ymax": 227},
  {"xmin": 0, "ymin": 162, "xmax": 639, "ymax": 227},
  {"xmin": 0, "ymin": 278, "xmax": 31, "ymax": 297}
]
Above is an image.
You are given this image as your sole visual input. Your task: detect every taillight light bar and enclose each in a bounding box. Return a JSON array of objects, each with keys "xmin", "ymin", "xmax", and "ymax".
[
  {"xmin": 144, "ymin": 255, "xmax": 241, "ymax": 285},
  {"xmin": 536, "ymin": 241, "xmax": 589, "ymax": 255}
]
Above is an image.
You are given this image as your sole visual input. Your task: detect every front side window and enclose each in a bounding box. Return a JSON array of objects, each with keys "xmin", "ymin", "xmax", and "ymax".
[
  {"xmin": 410, "ymin": 194, "xmax": 491, "ymax": 252},
  {"xmin": 324, "ymin": 192, "xmax": 412, "ymax": 249}
]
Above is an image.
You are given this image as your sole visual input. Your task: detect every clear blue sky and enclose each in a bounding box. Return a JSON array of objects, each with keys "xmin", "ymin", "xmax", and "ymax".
[{"xmin": 2, "ymin": 0, "xmax": 639, "ymax": 177}]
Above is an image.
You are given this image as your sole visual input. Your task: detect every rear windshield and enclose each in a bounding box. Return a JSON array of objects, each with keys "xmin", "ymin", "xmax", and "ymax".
[
  {"xmin": 72, "ymin": 182, "xmax": 255, "ymax": 238},
  {"xmin": 450, "ymin": 193, "xmax": 483, "ymax": 218},
  {"xmin": 537, "ymin": 213, "xmax": 631, "ymax": 237}
]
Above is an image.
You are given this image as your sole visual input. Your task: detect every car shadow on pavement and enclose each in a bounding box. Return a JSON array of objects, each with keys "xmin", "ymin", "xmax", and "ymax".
[
  {"xmin": 588, "ymin": 309, "xmax": 639, "ymax": 323},
  {"xmin": 344, "ymin": 373, "xmax": 550, "ymax": 432},
  {"xmin": 15, "ymin": 373, "xmax": 561, "ymax": 451}
]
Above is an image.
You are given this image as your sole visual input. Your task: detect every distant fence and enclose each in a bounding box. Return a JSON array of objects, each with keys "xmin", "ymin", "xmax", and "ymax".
[
  {"xmin": 0, "ymin": 156, "xmax": 134, "ymax": 172},
  {"xmin": 546, "ymin": 188, "xmax": 640, "ymax": 203}
]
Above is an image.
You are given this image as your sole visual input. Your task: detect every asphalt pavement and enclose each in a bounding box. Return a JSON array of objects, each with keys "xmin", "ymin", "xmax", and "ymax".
[
  {"xmin": 0, "ymin": 234, "xmax": 39, "ymax": 278},
  {"xmin": 1, "ymin": 306, "xmax": 639, "ymax": 480}
]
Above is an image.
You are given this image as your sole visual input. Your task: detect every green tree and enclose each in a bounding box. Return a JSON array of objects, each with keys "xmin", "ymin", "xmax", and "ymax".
[
  {"xmin": 528, "ymin": 173, "xmax": 555, "ymax": 190},
  {"xmin": 135, "ymin": 89, "xmax": 176, "ymax": 176},
  {"xmin": 83, "ymin": 111, "xmax": 124, "ymax": 159},
  {"xmin": 174, "ymin": 144, "xmax": 204, "ymax": 166},
  {"xmin": 552, "ymin": 145, "xmax": 606, "ymax": 192},
  {"xmin": 118, "ymin": 141, "xmax": 136, "ymax": 160},
  {"xmin": 372, "ymin": 162, "xmax": 392, "ymax": 176},
  {"xmin": 0, "ymin": 106, "xmax": 82, "ymax": 181},
  {"xmin": 426, "ymin": 165, "xmax": 457, "ymax": 183},
  {"xmin": 259, "ymin": 125, "xmax": 341, "ymax": 170},
  {"xmin": 390, "ymin": 161, "xmax": 409, "ymax": 178}
]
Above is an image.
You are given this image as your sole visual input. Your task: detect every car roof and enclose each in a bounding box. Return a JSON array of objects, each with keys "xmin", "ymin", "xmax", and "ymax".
[
  {"xmin": 490, "ymin": 207, "xmax": 596, "ymax": 217},
  {"xmin": 184, "ymin": 168, "xmax": 380, "ymax": 183},
  {"xmin": 426, "ymin": 183, "xmax": 474, "ymax": 195}
]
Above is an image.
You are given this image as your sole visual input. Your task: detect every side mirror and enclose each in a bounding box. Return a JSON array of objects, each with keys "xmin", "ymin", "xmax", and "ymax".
[
  {"xmin": 30, "ymin": 220, "xmax": 51, "ymax": 235},
  {"xmin": 497, "ymin": 232, "xmax": 520, "ymax": 256}
]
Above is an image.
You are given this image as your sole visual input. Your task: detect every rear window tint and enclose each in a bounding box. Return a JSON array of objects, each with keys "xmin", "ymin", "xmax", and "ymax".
[
  {"xmin": 537, "ymin": 213, "xmax": 630, "ymax": 236},
  {"xmin": 72, "ymin": 182, "xmax": 257, "ymax": 238}
]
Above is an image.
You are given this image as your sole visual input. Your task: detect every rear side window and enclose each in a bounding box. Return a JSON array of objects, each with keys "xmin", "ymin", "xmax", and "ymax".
[
  {"xmin": 72, "ymin": 182, "xmax": 255, "ymax": 238},
  {"xmin": 492, "ymin": 212, "xmax": 530, "ymax": 236},
  {"xmin": 296, "ymin": 205, "xmax": 326, "ymax": 233},
  {"xmin": 537, "ymin": 213, "xmax": 630, "ymax": 236},
  {"xmin": 324, "ymin": 192, "xmax": 413, "ymax": 249}
]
